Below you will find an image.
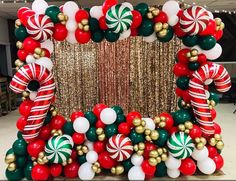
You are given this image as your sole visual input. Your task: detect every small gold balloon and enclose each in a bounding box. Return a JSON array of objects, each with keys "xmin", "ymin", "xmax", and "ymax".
[
  {"xmin": 156, "ymin": 156, "xmax": 162, "ymax": 163},
  {"xmin": 150, "ymin": 130, "xmax": 159, "ymax": 140},
  {"xmin": 185, "ymin": 121, "xmax": 193, "ymax": 129},
  {"xmin": 147, "ymin": 12, "xmax": 153, "ymax": 19},
  {"xmin": 40, "ymin": 50, "xmax": 46, "ymax": 57},
  {"xmin": 195, "ymin": 137, "xmax": 201, "ymax": 143},
  {"xmin": 157, "ymin": 148, "xmax": 163, "ymax": 155},
  {"xmin": 62, "ymin": 161, "xmax": 67, "ymax": 166},
  {"xmin": 98, "ymin": 134, "xmax": 106, "ymax": 141},
  {"xmin": 160, "ymin": 116, "xmax": 166, "ymax": 121},
  {"xmin": 159, "ymin": 121, "xmax": 166, "ymax": 128},
  {"xmin": 33, "ymin": 53, "xmax": 41, "ymax": 59},
  {"xmin": 137, "ymin": 150, "xmax": 144, "ymax": 156},
  {"xmin": 161, "ymin": 154, "xmax": 168, "ymax": 161},
  {"xmin": 37, "ymin": 158, "xmax": 44, "ymax": 165},
  {"xmin": 178, "ymin": 124, "xmax": 185, "ymax": 132},
  {"xmin": 78, "ymin": 23, "xmax": 83, "ymax": 30},
  {"xmin": 68, "ymin": 158, "xmax": 73, "ymax": 164},
  {"xmin": 186, "ymin": 52, "xmax": 192, "ymax": 58},
  {"xmin": 145, "ymin": 129, "xmax": 151, "ymax": 135},
  {"xmin": 81, "ymin": 19, "xmax": 89, "ymax": 25},
  {"xmin": 43, "ymin": 156, "xmax": 48, "ymax": 163},
  {"xmin": 149, "ymin": 150, "xmax": 158, "ymax": 158},
  {"xmin": 220, "ymin": 22, "xmax": 225, "ymax": 30},
  {"xmin": 154, "ymin": 116, "xmax": 161, "ymax": 124},
  {"xmin": 5, "ymin": 154, "xmax": 16, "ymax": 164},
  {"xmin": 138, "ymin": 142, "xmax": 145, "ymax": 150},
  {"xmin": 83, "ymin": 25, "xmax": 90, "ymax": 32},
  {"xmin": 22, "ymin": 91, "xmax": 30, "ymax": 98},
  {"xmin": 34, "ymin": 47, "xmax": 42, "ymax": 55},
  {"xmin": 38, "ymin": 152, "xmax": 45, "ymax": 158},
  {"xmin": 152, "ymin": 9, "xmax": 160, "ymax": 16},
  {"xmin": 82, "ymin": 146, "xmax": 88, "ymax": 153},
  {"xmin": 115, "ymin": 166, "xmax": 124, "ymax": 175},
  {"xmin": 163, "ymin": 148, "xmax": 167, "ymax": 153},
  {"xmin": 158, "ymin": 29, "xmax": 167, "ymax": 38},
  {"xmin": 92, "ymin": 165, "xmax": 98, "ymax": 172},
  {"xmin": 134, "ymin": 145, "xmax": 138, "ymax": 151},
  {"xmin": 57, "ymin": 130, "xmax": 63, "ymax": 135},
  {"xmin": 51, "ymin": 129, "xmax": 56, "ymax": 134},
  {"xmin": 209, "ymin": 138, "xmax": 216, "ymax": 146},
  {"xmin": 16, "ymin": 41, "xmax": 23, "ymax": 49},
  {"xmin": 133, "ymin": 118, "xmax": 142, "ymax": 126},
  {"xmin": 64, "ymin": 15, "xmax": 69, "ymax": 21},
  {"xmin": 15, "ymin": 19, "xmax": 21, "ymax": 26},
  {"xmin": 216, "ymin": 141, "xmax": 224, "ymax": 150},
  {"xmin": 184, "ymin": 129, "xmax": 190, "ymax": 134},
  {"xmin": 61, "ymin": 21, "xmax": 66, "ymax": 25},
  {"xmin": 214, "ymin": 134, "xmax": 222, "ymax": 141},
  {"xmin": 78, "ymin": 150, "xmax": 83, "ymax": 155},
  {"xmin": 215, "ymin": 18, "xmax": 221, "ymax": 25},
  {"xmin": 145, "ymin": 136, "xmax": 151, "ymax": 142},
  {"xmin": 189, "ymin": 56, "xmax": 198, "ymax": 62},
  {"xmin": 191, "ymin": 49, "xmax": 198, "ymax": 56},
  {"xmin": 141, "ymin": 120, "xmax": 146, "ymax": 127},
  {"xmin": 7, "ymin": 163, "xmax": 16, "ymax": 171},
  {"xmin": 33, "ymin": 161, "xmax": 37, "ymax": 166},
  {"xmin": 149, "ymin": 7, "xmax": 155, "ymax": 12},
  {"xmin": 52, "ymin": 110, "xmax": 58, "ymax": 117},
  {"xmin": 111, "ymin": 167, "xmax": 116, "ymax": 174},
  {"xmin": 200, "ymin": 137, "xmax": 207, "ymax": 145},
  {"xmin": 97, "ymin": 168, "xmax": 101, "ymax": 173},
  {"xmin": 162, "ymin": 23, "xmax": 169, "ymax": 29},
  {"xmin": 149, "ymin": 158, "xmax": 158, "ymax": 166},
  {"xmin": 58, "ymin": 13, "xmax": 65, "ymax": 21},
  {"xmin": 154, "ymin": 22, "xmax": 163, "ymax": 32},
  {"xmin": 96, "ymin": 128, "xmax": 104, "ymax": 135},
  {"xmin": 135, "ymin": 126, "xmax": 145, "ymax": 134},
  {"xmin": 196, "ymin": 142, "xmax": 204, "ymax": 150}
]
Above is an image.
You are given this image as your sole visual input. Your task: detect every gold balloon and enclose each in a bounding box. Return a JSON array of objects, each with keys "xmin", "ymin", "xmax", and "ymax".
[
  {"xmin": 149, "ymin": 150, "xmax": 158, "ymax": 158},
  {"xmin": 137, "ymin": 150, "xmax": 144, "ymax": 156},
  {"xmin": 92, "ymin": 165, "xmax": 98, "ymax": 172},
  {"xmin": 61, "ymin": 21, "xmax": 66, "ymax": 25},
  {"xmin": 189, "ymin": 56, "xmax": 198, "ymax": 62},
  {"xmin": 178, "ymin": 124, "xmax": 185, "ymax": 131},
  {"xmin": 68, "ymin": 158, "xmax": 73, "ymax": 164},
  {"xmin": 184, "ymin": 121, "xmax": 193, "ymax": 129},
  {"xmin": 145, "ymin": 136, "xmax": 151, "ymax": 142},
  {"xmin": 216, "ymin": 141, "xmax": 224, "ymax": 150},
  {"xmin": 7, "ymin": 163, "xmax": 16, "ymax": 171},
  {"xmin": 161, "ymin": 154, "xmax": 168, "ymax": 161},
  {"xmin": 209, "ymin": 138, "xmax": 216, "ymax": 146},
  {"xmin": 82, "ymin": 146, "xmax": 88, "ymax": 153},
  {"xmin": 154, "ymin": 22, "xmax": 163, "ymax": 32},
  {"xmin": 141, "ymin": 120, "xmax": 146, "ymax": 127},
  {"xmin": 149, "ymin": 158, "xmax": 158, "ymax": 166},
  {"xmin": 154, "ymin": 116, "xmax": 161, "ymax": 124},
  {"xmin": 34, "ymin": 47, "xmax": 42, "ymax": 55},
  {"xmin": 52, "ymin": 110, "xmax": 58, "ymax": 117},
  {"xmin": 147, "ymin": 12, "xmax": 153, "ymax": 19},
  {"xmin": 200, "ymin": 137, "xmax": 207, "ymax": 145},
  {"xmin": 156, "ymin": 156, "xmax": 162, "ymax": 163},
  {"xmin": 196, "ymin": 142, "xmax": 204, "ymax": 150},
  {"xmin": 5, "ymin": 154, "xmax": 16, "ymax": 164},
  {"xmin": 162, "ymin": 23, "xmax": 169, "ymax": 29},
  {"xmin": 159, "ymin": 121, "xmax": 166, "ymax": 128},
  {"xmin": 158, "ymin": 29, "xmax": 167, "ymax": 38},
  {"xmin": 62, "ymin": 161, "xmax": 67, "ymax": 166},
  {"xmin": 163, "ymin": 148, "xmax": 167, "ymax": 153},
  {"xmin": 149, "ymin": 7, "xmax": 155, "ymax": 12},
  {"xmin": 152, "ymin": 9, "xmax": 160, "ymax": 16},
  {"xmin": 135, "ymin": 126, "xmax": 145, "ymax": 134},
  {"xmin": 81, "ymin": 19, "xmax": 89, "ymax": 25},
  {"xmin": 98, "ymin": 134, "xmax": 106, "ymax": 141},
  {"xmin": 22, "ymin": 91, "xmax": 30, "ymax": 98},
  {"xmin": 38, "ymin": 152, "xmax": 45, "ymax": 158},
  {"xmin": 111, "ymin": 167, "xmax": 116, "ymax": 174},
  {"xmin": 220, "ymin": 22, "xmax": 225, "ymax": 30},
  {"xmin": 115, "ymin": 166, "xmax": 124, "ymax": 175},
  {"xmin": 184, "ymin": 129, "xmax": 190, "ymax": 134},
  {"xmin": 191, "ymin": 49, "xmax": 198, "ymax": 56},
  {"xmin": 138, "ymin": 142, "xmax": 145, "ymax": 150},
  {"xmin": 16, "ymin": 41, "xmax": 23, "ymax": 49},
  {"xmin": 58, "ymin": 13, "xmax": 65, "ymax": 21},
  {"xmin": 133, "ymin": 118, "xmax": 142, "ymax": 126},
  {"xmin": 78, "ymin": 23, "xmax": 83, "ymax": 30},
  {"xmin": 195, "ymin": 137, "xmax": 201, "ymax": 143},
  {"xmin": 145, "ymin": 129, "xmax": 151, "ymax": 135},
  {"xmin": 150, "ymin": 130, "xmax": 159, "ymax": 140},
  {"xmin": 15, "ymin": 19, "xmax": 22, "ymax": 26},
  {"xmin": 96, "ymin": 128, "xmax": 104, "ymax": 135},
  {"xmin": 83, "ymin": 25, "xmax": 90, "ymax": 32},
  {"xmin": 157, "ymin": 148, "xmax": 163, "ymax": 155},
  {"xmin": 33, "ymin": 53, "xmax": 41, "ymax": 59},
  {"xmin": 215, "ymin": 18, "xmax": 222, "ymax": 26},
  {"xmin": 214, "ymin": 134, "xmax": 222, "ymax": 141},
  {"xmin": 134, "ymin": 145, "xmax": 139, "ymax": 151}
]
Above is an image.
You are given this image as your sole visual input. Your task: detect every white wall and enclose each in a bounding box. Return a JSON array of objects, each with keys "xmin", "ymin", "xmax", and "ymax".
[{"xmin": 0, "ymin": 16, "xmax": 9, "ymax": 44}]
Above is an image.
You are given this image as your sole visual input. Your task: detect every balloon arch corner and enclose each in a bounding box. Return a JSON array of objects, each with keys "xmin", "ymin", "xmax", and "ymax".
[{"xmin": 7, "ymin": 0, "xmax": 231, "ymax": 180}]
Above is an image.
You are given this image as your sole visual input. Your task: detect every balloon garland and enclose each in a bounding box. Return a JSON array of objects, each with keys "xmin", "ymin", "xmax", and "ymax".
[{"xmin": 6, "ymin": 0, "xmax": 230, "ymax": 180}]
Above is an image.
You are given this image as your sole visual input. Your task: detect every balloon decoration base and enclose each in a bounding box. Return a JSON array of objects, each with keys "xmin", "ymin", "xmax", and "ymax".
[{"xmin": 7, "ymin": 0, "xmax": 231, "ymax": 180}]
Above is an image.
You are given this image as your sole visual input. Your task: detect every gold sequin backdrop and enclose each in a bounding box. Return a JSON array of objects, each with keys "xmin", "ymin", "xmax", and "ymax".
[{"xmin": 53, "ymin": 37, "xmax": 181, "ymax": 119}]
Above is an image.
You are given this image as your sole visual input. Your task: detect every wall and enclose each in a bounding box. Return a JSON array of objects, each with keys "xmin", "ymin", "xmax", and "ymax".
[{"xmin": 0, "ymin": 16, "xmax": 9, "ymax": 44}]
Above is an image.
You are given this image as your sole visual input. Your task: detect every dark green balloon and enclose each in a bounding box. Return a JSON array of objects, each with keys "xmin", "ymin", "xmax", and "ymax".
[
  {"xmin": 43, "ymin": 112, "xmax": 52, "ymax": 125},
  {"xmin": 188, "ymin": 62, "xmax": 200, "ymax": 71},
  {"xmin": 45, "ymin": 5, "xmax": 61, "ymax": 23},
  {"xmin": 173, "ymin": 109, "xmax": 191, "ymax": 125},
  {"xmin": 86, "ymin": 127, "xmax": 97, "ymax": 142},
  {"xmin": 105, "ymin": 124, "xmax": 118, "ymax": 138},
  {"xmin": 138, "ymin": 19, "xmax": 154, "ymax": 37},
  {"xmin": 122, "ymin": 159, "xmax": 133, "ymax": 173},
  {"xmin": 17, "ymin": 131, "xmax": 23, "ymax": 139},
  {"xmin": 89, "ymin": 18, "xmax": 100, "ymax": 32},
  {"xmin": 176, "ymin": 76, "xmax": 190, "ymax": 90},
  {"xmin": 6, "ymin": 148, "xmax": 14, "ymax": 156},
  {"xmin": 209, "ymin": 92, "xmax": 220, "ymax": 105},
  {"xmin": 154, "ymin": 128, "xmax": 169, "ymax": 147},
  {"xmin": 12, "ymin": 139, "xmax": 27, "ymax": 156},
  {"xmin": 104, "ymin": 30, "xmax": 120, "ymax": 42},
  {"xmin": 198, "ymin": 35, "xmax": 216, "ymax": 50},
  {"xmin": 63, "ymin": 121, "xmax": 75, "ymax": 135},
  {"xmin": 129, "ymin": 130, "xmax": 145, "ymax": 144},
  {"xmin": 157, "ymin": 27, "xmax": 174, "ymax": 42},
  {"xmin": 78, "ymin": 155, "xmax": 87, "ymax": 165},
  {"xmin": 116, "ymin": 114, "xmax": 126, "ymax": 124},
  {"xmin": 91, "ymin": 30, "xmax": 104, "ymax": 43},
  {"xmin": 16, "ymin": 156, "xmax": 27, "ymax": 168},
  {"xmin": 24, "ymin": 162, "xmax": 33, "ymax": 180},
  {"xmin": 182, "ymin": 35, "xmax": 198, "ymax": 47},
  {"xmin": 84, "ymin": 8, "xmax": 90, "ymax": 13},
  {"xmin": 28, "ymin": 80, "xmax": 40, "ymax": 91},
  {"xmin": 15, "ymin": 26, "xmax": 28, "ymax": 41},
  {"xmin": 5, "ymin": 168, "xmax": 24, "ymax": 181},
  {"xmin": 85, "ymin": 111, "xmax": 97, "ymax": 125},
  {"xmin": 135, "ymin": 3, "xmax": 148, "ymax": 17},
  {"xmin": 111, "ymin": 105, "xmax": 124, "ymax": 115},
  {"xmin": 155, "ymin": 161, "xmax": 167, "ymax": 177}
]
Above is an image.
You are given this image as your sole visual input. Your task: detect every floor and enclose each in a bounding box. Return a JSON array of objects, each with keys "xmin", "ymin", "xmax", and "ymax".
[{"xmin": 0, "ymin": 104, "xmax": 236, "ymax": 180}]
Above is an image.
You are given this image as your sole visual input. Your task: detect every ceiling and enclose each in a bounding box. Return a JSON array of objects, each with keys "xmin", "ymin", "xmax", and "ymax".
[{"xmin": 0, "ymin": 0, "xmax": 236, "ymax": 19}]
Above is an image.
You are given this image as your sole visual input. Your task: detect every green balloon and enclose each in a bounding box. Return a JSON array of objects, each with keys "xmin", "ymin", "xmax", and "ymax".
[
  {"xmin": 24, "ymin": 162, "xmax": 33, "ymax": 180},
  {"xmin": 84, "ymin": 8, "xmax": 90, "ymax": 13},
  {"xmin": 86, "ymin": 127, "xmax": 97, "ymax": 142},
  {"xmin": 5, "ymin": 169, "xmax": 24, "ymax": 181},
  {"xmin": 157, "ymin": 27, "xmax": 174, "ymax": 42},
  {"xmin": 45, "ymin": 5, "xmax": 61, "ymax": 23},
  {"xmin": 85, "ymin": 111, "xmax": 97, "ymax": 125},
  {"xmin": 176, "ymin": 76, "xmax": 190, "ymax": 90},
  {"xmin": 28, "ymin": 80, "xmax": 40, "ymax": 91},
  {"xmin": 43, "ymin": 112, "xmax": 52, "ymax": 125},
  {"xmin": 122, "ymin": 159, "xmax": 133, "ymax": 173},
  {"xmin": 12, "ymin": 139, "xmax": 27, "ymax": 156},
  {"xmin": 91, "ymin": 30, "xmax": 104, "ymax": 43},
  {"xmin": 17, "ymin": 131, "xmax": 23, "ymax": 139},
  {"xmin": 182, "ymin": 35, "xmax": 199, "ymax": 47},
  {"xmin": 173, "ymin": 109, "xmax": 191, "ymax": 125},
  {"xmin": 16, "ymin": 156, "xmax": 27, "ymax": 168},
  {"xmin": 63, "ymin": 122, "xmax": 75, "ymax": 135},
  {"xmin": 77, "ymin": 155, "xmax": 87, "ymax": 165},
  {"xmin": 111, "ymin": 105, "xmax": 124, "ymax": 115},
  {"xmin": 154, "ymin": 128, "xmax": 169, "ymax": 147},
  {"xmin": 138, "ymin": 19, "xmax": 154, "ymax": 37},
  {"xmin": 198, "ymin": 35, "xmax": 216, "ymax": 50},
  {"xmin": 105, "ymin": 124, "xmax": 118, "ymax": 138},
  {"xmin": 135, "ymin": 3, "xmax": 148, "ymax": 17},
  {"xmin": 209, "ymin": 92, "xmax": 220, "ymax": 105},
  {"xmin": 188, "ymin": 62, "xmax": 200, "ymax": 71},
  {"xmin": 89, "ymin": 18, "xmax": 100, "ymax": 32},
  {"xmin": 15, "ymin": 26, "xmax": 28, "ymax": 41},
  {"xmin": 129, "ymin": 130, "xmax": 145, "ymax": 144},
  {"xmin": 104, "ymin": 30, "xmax": 120, "ymax": 42},
  {"xmin": 155, "ymin": 161, "xmax": 167, "ymax": 177},
  {"xmin": 116, "ymin": 114, "xmax": 126, "ymax": 124}
]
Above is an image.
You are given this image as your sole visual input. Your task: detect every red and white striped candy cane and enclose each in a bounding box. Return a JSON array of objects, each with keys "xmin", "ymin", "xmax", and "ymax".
[
  {"xmin": 10, "ymin": 63, "xmax": 55, "ymax": 142},
  {"xmin": 189, "ymin": 63, "xmax": 231, "ymax": 135}
]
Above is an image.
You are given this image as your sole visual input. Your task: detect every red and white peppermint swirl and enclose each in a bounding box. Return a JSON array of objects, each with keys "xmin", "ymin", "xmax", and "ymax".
[
  {"xmin": 106, "ymin": 134, "xmax": 133, "ymax": 161},
  {"xmin": 10, "ymin": 63, "xmax": 55, "ymax": 142},
  {"xmin": 26, "ymin": 14, "xmax": 54, "ymax": 42},
  {"xmin": 180, "ymin": 6, "xmax": 210, "ymax": 35},
  {"xmin": 189, "ymin": 63, "xmax": 231, "ymax": 135}
]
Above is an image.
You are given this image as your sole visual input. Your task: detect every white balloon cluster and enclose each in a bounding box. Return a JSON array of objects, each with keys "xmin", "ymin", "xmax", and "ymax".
[
  {"xmin": 162, "ymin": 0, "xmax": 180, "ymax": 27},
  {"xmin": 31, "ymin": 0, "xmax": 48, "ymax": 14},
  {"xmin": 100, "ymin": 108, "xmax": 117, "ymax": 125},
  {"xmin": 165, "ymin": 155, "xmax": 181, "ymax": 178},
  {"xmin": 142, "ymin": 118, "xmax": 155, "ymax": 130},
  {"xmin": 73, "ymin": 117, "xmax": 90, "ymax": 133},
  {"xmin": 90, "ymin": 6, "xmax": 103, "ymax": 20},
  {"xmin": 128, "ymin": 154, "xmax": 145, "ymax": 180}
]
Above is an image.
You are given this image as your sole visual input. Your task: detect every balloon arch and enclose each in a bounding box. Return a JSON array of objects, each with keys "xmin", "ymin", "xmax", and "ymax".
[{"xmin": 5, "ymin": 0, "xmax": 231, "ymax": 180}]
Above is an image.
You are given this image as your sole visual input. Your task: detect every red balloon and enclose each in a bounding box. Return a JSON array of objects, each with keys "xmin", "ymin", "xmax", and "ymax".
[
  {"xmin": 173, "ymin": 22, "xmax": 186, "ymax": 38},
  {"xmin": 189, "ymin": 125, "xmax": 202, "ymax": 139},
  {"xmin": 72, "ymin": 132, "xmax": 85, "ymax": 145},
  {"xmin": 145, "ymin": 174, "xmax": 154, "ymax": 179},
  {"xmin": 131, "ymin": 28, "xmax": 138, "ymax": 36},
  {"xmin": 75, "ymin": 29, "xmax": 91, "ymax": 44},
  {"xmin": 17, "ymin": 49, "xmax": 29, "ymax": 61},
  {"xmin": 17, "ymin": 7, "xmax": 30, "ymax": 19},
  {"xmin": 49, "ymin": 115, "xmax": 66, "ymax": 130},
  {"xmin": 32, "ymin": 164, "xmax": 50, "ymax": 181},
  {"xmin": 118, "ymin": 122, "xmax": 131, "ymax": 136},
  {"xmin": 39, "ymin": 125, "xmax": 51, "ymax": 141},
  {"xmin": 93, "ymin": 104, "xmax": 108, "ymax": 118},
  {"xmin": 71, "ymin": 149, "xmax": 78, "ymax": 161},
  {"xmin": 16, "ymin": 116, "xmax": 27, "ymax": 131},
  {"xmin": 23, "ymin": 37, "xmax": 41, "ymax": 53},
  {"xmin": 169, "ymin": 126, "xmax": 178, "ymax": 134},
  {"xmin": 19, "ymin": 100, "xmax": 33, "ymax": 117},
  {"xmin": 212, "ymin": 154, "xmax": 224, "ymax": 170},
  {"xmin": 131, "ymin": 10, "xmax": 142, "ymax": 29},
  {"xmin": 213, "ymin": 30, "xmax": 223, "ymax": 41},
  {"xmin": 42, "ymin": 48, "xmax": 51, "ymax": 58},
  {"xmin": 210, "ymin": 109, "xmax": 216, "ymax": 120},
  {"xmin": 214, "ymin": 122, "xmax": 221, "ymax": 134},
  {"xmin": 173, "ymin": 63, "xmax": 190, "ymax": 77},
  {"xmin": 93, "ymin": 141, "xmax": 106, "ymax": 154},
  {"xmin": 70, "ymin": 111, "xmax": 84, "ymax": 122},
  {"xmin": 98, "ymin": 151, "xmax": 117, "ymax": 169},
  {"xmin": 182, "ymin": 90, "xmax": 191, "ymax": 103},
  {"xmin": 141, "ymin": 160, "xmax": 156, "ymax": 175},
  {"xmin": 177, "ymin": 48, "xmax": 190, "ymax": 64},
  {"xmin": 27, "ymin": 139, "xmax": 45, "ymax": 157},
  {"xmin": 153, "ymin": 11, "xmax": 168, "ymax": 23},
  {"xmin": 53, "ymin": 23, "xmax": 68, "ymax": 41},
  {"xmin": 179, "ymin": 158, "xmax": 196, "ymax": 175},
  {"xmin": 20, "ymin": 10, "xmax": 35, "ymax": 26},
  {"xmin": 143, "ymin": 142, "xmax": 157, "ymax": 159},
  {"xmin": 64, "ymin": 162, "xmax": 79, "ymax": 178},
  {"xmin": 102, "ymin": 0, "xmax": 118, "ymax": 14},
  {"xmin": 175, "ymin": 87, "xmax": 185, "ymax": 97},
  {"xmin": 126, "ymin": 111, "xmax": 142, "ymax": 127},
  {"xmin": 198, "ymin": 54, "xmax": 207, "ymax": 64},
  {"xmin": 96, "ymin": 119, "xmax": 106, "ymax": 129},
  {"xmin": 159, "ymin": 112, "xmax": 174, "ymax": 131},
  {"xmin": 99, "ymin": 16, "xmax": 108, "ymax": 30},
  {"xmin": 199, "ymin": 19, "xmax": 216, "ymax": 36},
  {"xmin": 50, "ymin": 164, "xmax": 62, "ymax": 177},
  {"xmin": 75, "ymin": 10, "xmax": 89, "ymax": 22},
  {"xmin": 206, "ymin": 145, "xmax": 218, "ymax": 158}
]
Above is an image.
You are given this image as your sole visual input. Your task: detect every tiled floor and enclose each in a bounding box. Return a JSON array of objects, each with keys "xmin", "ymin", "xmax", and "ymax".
[{"xmin": 0, "ymin": 104, "xmax": 236, "ymax": 180}]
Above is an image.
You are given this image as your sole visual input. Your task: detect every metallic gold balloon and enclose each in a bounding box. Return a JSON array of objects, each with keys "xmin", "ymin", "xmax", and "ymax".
[
  {"xmin": 216, "ymin": 141, "xmax": 224, "ymax": 150},
  {"xmin": 34, "ymin": 47, "xmax": 42, "ymax": 55},
  {"xmin": 161, "ymin": 153, "xmax": 168, "ymax": 161},
  {"xmin": 96, "ymin": 128, "xmax": 104, "ymax": 135},
  {"xmin": 98, "ymin": 134, "xmax": 106, "ymax": 141},
  {"xmin": 83, "ymin": 25, "xmax": 90, "ymax": 32},
  {"xmin": 81, "ymin": 19, "xmax": 89, "ymax": 25},
  {"xmin": 196, "ymin": 142, "xmax": 204, "ymax": 150},
  {"xmin": 16, "ymin": 41, "xmax": 23, "ymax": 49},
  {"xmin": 154, "ymin": 116, "xmax": 161, "ymax": 124},
  {"xmin": 214, "ymin": 134, "xmax": 222, "ymax": 141},
  {"xmin": 154, "ymin": 22, "xmax": 163, "ymax": 32},
  {"xmin": 5, "ymin": 154, "xmax": 16, "ymax": 164},
  {"xmin": 147, "ymin": 12, "xmax": 153, "ymax": 19},
  {"xmin": 156, "ymin": 156, "xmax": 162, "ymax": 163},
  {"xmin": 178, "ymin": 124, "xmax": 185, "ymax": 131},
  {"xmin": 149, "ymin": 158, "xmax": 158, "ymax": 166},
  {"xmin": 149, "ymin": 150, "xmax": 158, "ymax": 158},
  {"xmin": 145, "ymin": 129, "xmax": 151, "ymax": 135},
  {"xmin": 115, "ymin": 166, "xmax": 124, "ymax": 175},
  {"xmin": 135, "ymin": 126, "xmax": 145, "ymax": 134},
  {"xmin": 159, "ymin": 121, "xmax": 166, "ymax": 128},
  {"xmin": 133, "ymin": 118, "xmax": 142, "ymax": 126},
  {"xmin": 152, "ymin": 9, "xmax": 160, "ymax": 16},
  {"xmin": 58, "ymin": 13, "xmax": 65, "ymax": 21},
  {"xmin": 157, "ymin": 148, "xmax": 163, "ymax": 155},
  {"xmin": 138, "ymin": 142, "xmax": 145, "ymax": 150},
  {"xmin": 7, "ymin": 163, "xmax": 16, "ymax": 171},
  {"xmin": 209, "ymin": 138, "xmax": 216, "ymax": 146},
  {"xmin": 78, "ymin": 23, "xmax": 83, "ymax": 30},
  {"xmin": 158, "ymin": 29, "xmax": 167, "ymax": 38},
  {"xmin": 150, "ymin": 130, "xmax": 159, "ymax": 140}
]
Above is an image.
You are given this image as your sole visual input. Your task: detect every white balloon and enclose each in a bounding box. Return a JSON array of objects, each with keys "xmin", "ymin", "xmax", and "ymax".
[
  {"xmin": 119, "ymin": 29, "xmax": 131, "ymax": 40},
  {"xmin": 85, "ymin": 140, "xmax": 94, "ymax": 151},
  {"xmin": 122, "ymin": 2, "xmax": 133, "ymax": 11},
  {"xmin": 32, "ymin": 0, "xmax": 48, "ymax": 14},
  {"xmin": 73, "ymin": 117, "xmax": 90, "ymax": 133},
  {"xmin": 29, "ymin": 91, "xmax": 37, "ymax": 101},
  {"xmin": 167, "ymin": 169, "xmax": 180, "ymax": 178},
  {"xmin": 66, "ymin": 32, "xmax": 78, "ymax": 44},
  {"xmin": 78, "ymin": 162, "xmax": 95, "ymax": 180},
  {"xmin": 66, "ymin": 19, "xmax": 77, "ymax": 32},
  {"xmin": 162, "ymin": 1, "xmax": 180, "ymax": 18},
  {"xmin": 128, "ymin": 166, "xmax": 145, "ymax": 180},
  {"xmin": 90, "ymin": 6, "xmax": 103, "ymax": 20},
  {"xmin": 203, "ymin": 43, "xmax": 222, "ymax": 60},
  {"xmin": 86, "ymin": 151, "xmax": 98, "ymax": 163},
  {"xmin": 131, "ymin": 154, "xmax": 144, "ymax": 166},
  {"xmin": 63, "ymin": 1, "xmax": 79, "ymax": 18},
  {"xmin": 165, "ymin": 155, "xmax": 181, "ymax": 169},
  {"xmin": 26, "ymin": 55, "xmax": 36, "ymax": 64},
  {"xmin": 36, "ymin": 57, "xmax": 53, "ymax": 71},
  {"xmin": 205, "ymin": 79, "xmax": 213, "ymax": 85},
  {"xmin": 100, "ymin": 108, "xmax": 117, "ymax": 125},
  {"xmin": 168, "ymin": 15, "xmax": 179, "ymax": 26},
  {"xmin": 41, "ymin": 40, "xmax": 54, "ymax": 53},
  {"xmin": 192, "ymin": 146, "xmax": 209, "ymax": 161},
  {"xmin": 142, "ymin": 118, "xmax": 155, "ymax": 130},
  {"xmin": 197, "ymin": 157, "xmax": 216, "ymax": 174},
  {"xmin": 143, "ymin": 32, "xmax": 157, "ymax": 43}
]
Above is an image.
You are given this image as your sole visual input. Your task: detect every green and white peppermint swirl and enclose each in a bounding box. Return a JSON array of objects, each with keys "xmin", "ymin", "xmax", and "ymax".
[
  {"xmin": 45, "ymin": 136, "xmax": 72, "ymax": 163},
  {"xmin": 105, "ymin": 4, "xmax": 133, "ymax": 34},
  {"xmin": 167, "ymin": 132, "xmax": 194, "ymax": 159}
]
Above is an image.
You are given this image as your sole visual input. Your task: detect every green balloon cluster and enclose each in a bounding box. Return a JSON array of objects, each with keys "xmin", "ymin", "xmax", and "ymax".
[
  {"xmin": 116, "ymin": 114, "xmax": 126, "ymax": 124},
  {"xmin": 209, "ymin": 92, "xmax": 220, "ymax": 105},
  {"xmin": 111, "ymin": 105, "xmax": 124, "ymax": 115},
  {"xmin": 112, "ymin": 105, "xmax": 126, "ymax": 124},
  {"xmin": 138, "ymin": 19, "xmax": 154, "ymax": 37},
  {"xmin": 85, "ymin": 111, "xmax": 97, "ymax": 126},
  {"xmin": 86, "ymin": 127, "xmax": 97, "ymax": 142},
  {"xmin": 122, "ymin": 159, "xmax": 133, "ymax": 173},
  {"xmin": 182, "ymin": 35, "xmax": 199, "ymax": 47},
  {"xmin": 176, "ymin": 76, "xmax": 190, "ymax": 90},
  {"xmin": 105, "ymin": 30, "xmax": 120, "ymax": 42},
  {"xmin": 78, "ymin": 155, "xmax": 87, "ymax": 165},
  {"xmin": 5, "ymin": 169, "xmax": 24, "ymax": 181},
  {"xmin": 63, "ymin": 121, "xmax": 75, "ymax": 135},
  {"xmin": 105, "ymin": 124, "xmax": 118, "ymax": 138},
  {"xmin": 15, "ymin": 26, "xmax": 28, "ymax": 41},
  {"xmin": 157, "ymin": 27, "xmax": 174, "ymax": 43},
  {"xmin": 45, "ymin": 5, "xmax": 61, "ymax": 23},
  {"xmin": 135, "ymin": 3, "xmax": 148, "ymax": 17},
  {"xmin": 12, "ymin": 139, "xmax": 27, "ymax": 156},
  {"xmin": 16, "ymin": 156, "xmax": 27, "ymax": 168},
  {"xmin": 89, "ymin": 18, "xmax": 100, "ymax": 32},
  {"xmin": 153, "ymin": 128, "xmax": 169, "ymax": 147},
  {"xmin": 198, "ymin": 35, "xmax": 216, "ymax": 50},
  {"xmin": 172, "ymin": 109, "xmax": 191, "ymax": 125},
  {"xmin": 91, "ymin": 30, "xmax": 104, "ymax": 43},
  {"xmin": 188, "ymin": 62, "xmax": 200, "ymax": 70},
  {"xmin": 129, "ymin": 130, "xmax": 145, "ymax": 144},
  {"xmin": 155, "ymin": 161, "xmax": 167, "ymax": 177}
]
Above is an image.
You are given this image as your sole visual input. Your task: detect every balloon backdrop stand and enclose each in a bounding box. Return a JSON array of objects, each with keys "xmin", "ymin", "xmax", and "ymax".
[{"xmin": 6, "ymin": 0, "xmax": 231, "ymax": 180}]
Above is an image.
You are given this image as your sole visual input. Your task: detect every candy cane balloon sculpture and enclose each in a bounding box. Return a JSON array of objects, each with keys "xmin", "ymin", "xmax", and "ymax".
[
  {"xmin": 10, "ymin": 63, "xmax": 55, "ymax": 142},
  {"xmin": 189, "ymin": 63, "xmax": 231, "ymax": 135}
]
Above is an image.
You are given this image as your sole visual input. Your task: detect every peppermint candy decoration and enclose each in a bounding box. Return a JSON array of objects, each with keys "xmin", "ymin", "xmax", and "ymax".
[
  {"xmin": 180, "ymin": 6, "xmax": 210, "ymax": 35},
  {"xmin": 45, "ymin": 136, "xmax": 73, "ymax": 163},
  {"xmin": 105, "ymin": 4, "xmax": 133, "ymax": 34},
  {"xmin": 167, "ymin": 132, "xmax": 194, "ymax": 159},
  {"xmin": 106, "ymin": 134, "xmax": 133, "ymax": 161},
  {"xmin": 26, "ymin": 14, "xmax": 54, "ymax": 42}
]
